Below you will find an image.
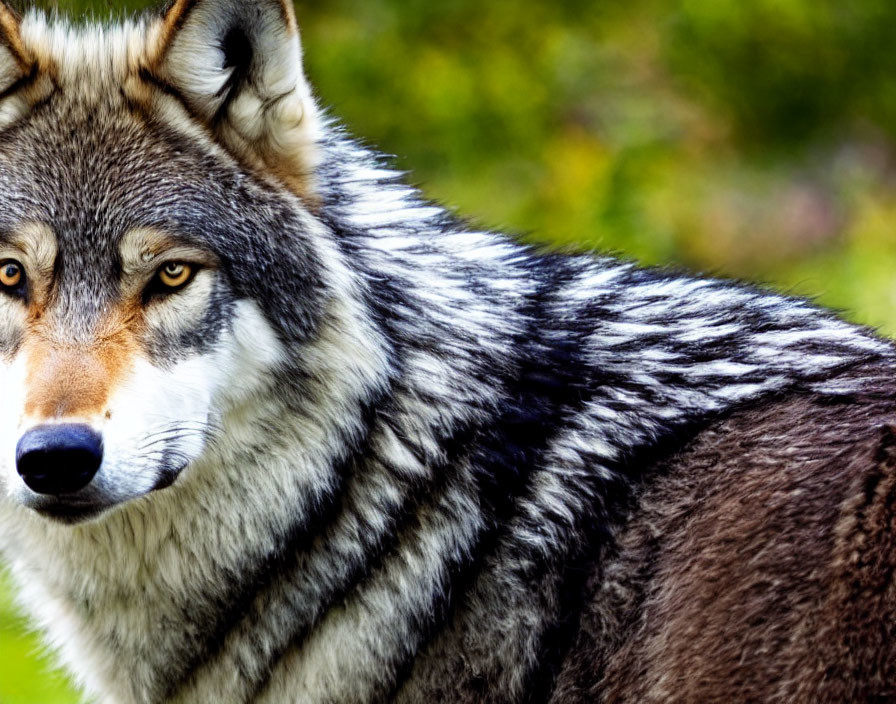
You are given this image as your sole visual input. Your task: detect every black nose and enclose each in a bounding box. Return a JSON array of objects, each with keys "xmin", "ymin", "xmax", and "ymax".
[{"xmin": 16, "ymin": 424, "xmax": 103, "ymax": 495}]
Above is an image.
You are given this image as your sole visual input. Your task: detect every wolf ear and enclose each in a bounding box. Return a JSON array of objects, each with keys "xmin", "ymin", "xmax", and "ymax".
[
  {"xmin": 0, "ymin": 3, "xmax": 33, "ymax": 97},
  {"xmin": 152, "ymin": 0, "xmax": 321, "ymax": 201}
]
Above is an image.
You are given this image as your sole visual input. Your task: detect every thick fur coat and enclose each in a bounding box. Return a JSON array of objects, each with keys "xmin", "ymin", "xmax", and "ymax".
[{"xmin": 0, "ymin": 1, "xmax": 893, "ymax": 703}]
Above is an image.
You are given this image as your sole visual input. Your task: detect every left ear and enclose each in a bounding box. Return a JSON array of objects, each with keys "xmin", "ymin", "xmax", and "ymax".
[{"xmin": 150, "ymin": 0, "xmax": 321, "ymax": 202}]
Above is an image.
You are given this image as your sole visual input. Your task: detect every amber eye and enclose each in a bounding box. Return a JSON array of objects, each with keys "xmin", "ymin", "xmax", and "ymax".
[
  {"xmin": 0, "ymin": 260, "xmax": 23, "ymax": 289},
  {"xmin": 157, "ymin": 262, "xmax": 193, "ymax": 289}
]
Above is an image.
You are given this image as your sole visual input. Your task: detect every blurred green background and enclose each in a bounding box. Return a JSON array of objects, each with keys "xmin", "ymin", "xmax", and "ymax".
[{"xmin": 6, "ymin": 0, "xmax": 896, "ymax": 701}]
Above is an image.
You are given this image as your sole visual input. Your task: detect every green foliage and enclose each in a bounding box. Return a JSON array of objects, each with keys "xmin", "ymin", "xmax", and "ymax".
[
  {"xmin": 4, "ymin": 2, "xmax": 896, "ymax": 701},
  {"xmin": 300, "ymin": 0, "xmax": 896, "ymax": 332},
  {"xmin": 0, "ymin": 566, "xmax": 79, "ymax": 703},
  {"xmin": 665, "ymin": 0, "xmax": 896, "ymax": 146}
]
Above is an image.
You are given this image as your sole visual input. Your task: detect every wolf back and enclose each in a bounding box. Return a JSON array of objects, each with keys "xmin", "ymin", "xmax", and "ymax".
[{"xmin": 0, "ymin": 1, "xmax": 892, "ymax": 703}]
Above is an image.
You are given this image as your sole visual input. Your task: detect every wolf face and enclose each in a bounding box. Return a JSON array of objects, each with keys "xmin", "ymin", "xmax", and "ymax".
[{"xmin": 0, "ymin": 0, "xmax": 331, "ymax": 523}]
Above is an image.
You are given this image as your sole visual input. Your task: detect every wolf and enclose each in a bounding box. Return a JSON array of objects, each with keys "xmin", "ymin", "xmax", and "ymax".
[{"xmin": 0, "ymin": 0, "xmax": 893, "ymax": 702}]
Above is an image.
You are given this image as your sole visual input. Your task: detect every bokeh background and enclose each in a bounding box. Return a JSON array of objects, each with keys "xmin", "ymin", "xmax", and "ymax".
[{"xmin": 5, "ymin": 0, "xmax": 896, "ymax": 701}]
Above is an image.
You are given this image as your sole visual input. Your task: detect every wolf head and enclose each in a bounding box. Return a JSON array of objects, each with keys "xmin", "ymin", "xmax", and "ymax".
[{"xmin": 0, "ymin": 0, "xmax": 370, "ymax": 523}]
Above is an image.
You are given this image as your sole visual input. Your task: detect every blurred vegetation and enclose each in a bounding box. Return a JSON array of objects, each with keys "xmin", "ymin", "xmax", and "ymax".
[{"xmin": 6, "ymin": 0, "xmax": 896, "ymax": 701}]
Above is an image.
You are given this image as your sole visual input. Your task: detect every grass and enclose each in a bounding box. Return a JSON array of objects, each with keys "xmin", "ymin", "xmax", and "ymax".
[{"xmin": 0, "ymin": 567, "xmax": 80, "ymax": 704}]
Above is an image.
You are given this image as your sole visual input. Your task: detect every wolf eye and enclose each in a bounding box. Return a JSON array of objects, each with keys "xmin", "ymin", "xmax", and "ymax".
[
  {"xmin": 142, "ymin": 261, "xmax": 201, "ymax": 303},
  {"xmin": 0, "ymin": 259, "xmax": 24, "ymax": 294},
  {"xmin": 156, "ymin": 262, "xmax": 194, "ymax": 290}
]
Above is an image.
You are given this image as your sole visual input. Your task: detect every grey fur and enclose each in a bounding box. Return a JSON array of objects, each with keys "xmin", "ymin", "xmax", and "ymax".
[{"xmin": 0, "ymin": 3, "xmax": 892, "ymax": 703}]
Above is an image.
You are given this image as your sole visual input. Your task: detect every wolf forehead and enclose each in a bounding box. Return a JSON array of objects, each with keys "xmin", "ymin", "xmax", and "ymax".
[
  {"xmin": 0, "ymin": 64, "xmax": 286, "ymax": 244},
  {"xmin": 0, "ymin": 58, "xmax": 317, "ymax": 312},
  {"xmin": 0, "ymin": 115, "xmax": 224, "ymax": 256},
  {"xmin": 0, "ymin": 3, "xmax": 312, "ymax": 253}
]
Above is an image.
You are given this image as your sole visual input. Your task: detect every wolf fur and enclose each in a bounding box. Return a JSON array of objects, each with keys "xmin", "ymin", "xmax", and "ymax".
[
  {"xmin": 553, "ymin": 370, "xmax": 896, "ymax": 703},
  {"xmin": 0, "ymin": 1, "xmax": 893, "ymax": 703}
]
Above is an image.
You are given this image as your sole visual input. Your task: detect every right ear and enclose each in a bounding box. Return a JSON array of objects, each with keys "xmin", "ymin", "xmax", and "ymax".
[{"xmin": 147, "ymin": 0, "xmax": 321, "ymax": 203}]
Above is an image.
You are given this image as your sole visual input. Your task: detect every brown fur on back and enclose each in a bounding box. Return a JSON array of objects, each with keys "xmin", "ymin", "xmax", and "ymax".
[{"xmin": 554, "ymin": 371, "xmax": 896, "ymax": 702}]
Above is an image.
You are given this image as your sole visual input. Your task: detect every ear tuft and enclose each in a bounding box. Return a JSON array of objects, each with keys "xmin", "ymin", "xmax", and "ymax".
[
  {"xmin": 0, "ymin": 2, "xmax": 46, "ymax": 131},
  {"xmin": 0, "ymin": 2, "xmax": 32, "ymax": 96},
  {"xmin": 151, "ymin": 0, "xmax": 321, "ymax": 202}
]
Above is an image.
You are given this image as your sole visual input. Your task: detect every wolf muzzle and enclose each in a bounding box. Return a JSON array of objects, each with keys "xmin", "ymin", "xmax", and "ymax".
[{"xmin": 16, "ymin": 424, "xmax": 103, "ymax": 495}]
